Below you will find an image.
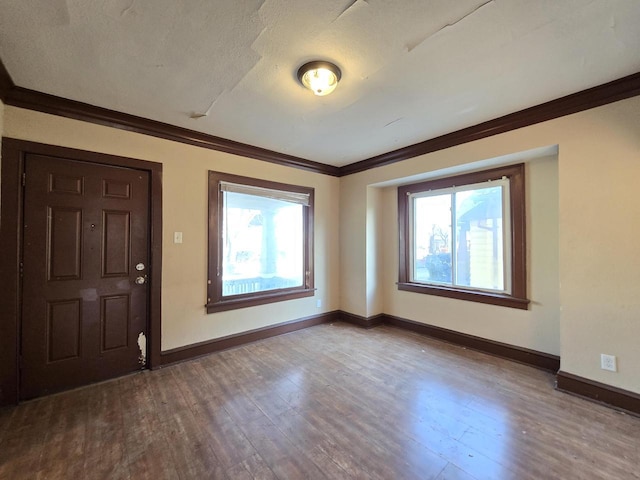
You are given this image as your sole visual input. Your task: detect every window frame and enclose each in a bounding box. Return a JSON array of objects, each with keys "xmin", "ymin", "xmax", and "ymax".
[
  {"xmin": 397, "ymin": 163, "xmax": 529, "ymax": 309},
  {"xmin": 207, "ymin": 171, "xmax": 314, "ymax": 314}
]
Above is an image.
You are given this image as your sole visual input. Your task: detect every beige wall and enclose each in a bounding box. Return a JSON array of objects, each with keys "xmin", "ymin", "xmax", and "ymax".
[
  {"xmin": 378, "ymin": 156, "xmax": 559, "ymax": 355},
  {"xmin": 4, "ymin": 95, "xmax": 640, "ymax": 395},
  {"xmin": 4, "ymin": 106, "xmax": 341, "ymax": 351},
  {"xmin": 365, "ymin": 186, "xmax": 384, "ymax": 317},
  {"xmin": 340, "ymin": 96, "xmax": 640, "ymax": 394}
]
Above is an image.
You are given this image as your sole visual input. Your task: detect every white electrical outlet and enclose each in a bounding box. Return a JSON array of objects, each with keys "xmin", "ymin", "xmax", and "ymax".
[
  {"xmin": 316, "ymin": 299, "xmax": 322, "ymax": 308},
  {"xmin": 600, "ymin": 354, "xmax": 617, "ymax": 372}
]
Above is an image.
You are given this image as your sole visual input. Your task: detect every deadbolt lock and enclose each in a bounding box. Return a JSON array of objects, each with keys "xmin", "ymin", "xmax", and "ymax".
[{"xmin": 136, "ymin": 263, "xmax": 145, "ymax": 271}]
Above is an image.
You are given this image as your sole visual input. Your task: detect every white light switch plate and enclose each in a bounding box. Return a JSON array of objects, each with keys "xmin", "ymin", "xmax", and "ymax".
[{"xmin": 174, "ymin": 232, "xmax": 183, "ymax": 244}]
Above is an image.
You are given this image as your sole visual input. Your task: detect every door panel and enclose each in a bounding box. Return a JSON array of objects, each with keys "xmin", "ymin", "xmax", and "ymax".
[
  {"xmin": 48, "ymin": 206, "xmax": 84, "ymax": 280},
  {"xmin": 46, "ymin": 299, "xmax": 82, "ymax": 362},
  {"xmin": 100, "ymin": 294, "xmax": 130, "ymax": 352},
  {"xmin": 21, "ymin": 154, "xmax": 150, "ymax": 400},
  {"xmin": 102, "ymin": 210, "xmax": 131, "ymax": 277}
]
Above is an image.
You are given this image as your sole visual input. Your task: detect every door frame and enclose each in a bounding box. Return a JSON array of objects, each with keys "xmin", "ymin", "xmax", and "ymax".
[{"xmin": 0, "ymin": 138, "xmax": 163, "ymax": 406}]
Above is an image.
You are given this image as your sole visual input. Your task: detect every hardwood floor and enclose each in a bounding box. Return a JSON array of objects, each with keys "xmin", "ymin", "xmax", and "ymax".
[{"xmin": 1, "ymin": 322, "xmax": 638, "ymax": 479}]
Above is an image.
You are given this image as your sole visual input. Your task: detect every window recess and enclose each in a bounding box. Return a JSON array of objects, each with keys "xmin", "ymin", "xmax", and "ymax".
[
  {"xmin": 207, "ymin": 172, "xmax": 314, "ymax": 313},
  {"xmin": 397, "ymin": 164, "xmax": 529, "ymax": 309}
]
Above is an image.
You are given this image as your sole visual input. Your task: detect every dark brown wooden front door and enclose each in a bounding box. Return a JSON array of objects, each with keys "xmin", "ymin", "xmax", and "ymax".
[{"xmin": 20, "ymin": 154, "xmax": 150, "ymax": 400}]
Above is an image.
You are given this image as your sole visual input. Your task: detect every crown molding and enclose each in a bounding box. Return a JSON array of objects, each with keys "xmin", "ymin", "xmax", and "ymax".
[
  {"xmin": 339, "ymin": 71, "xmax": 640, "ymax": 176},
  {"xmin": 2, "ymin": 52, "xmax": 639, "ymax": 178},
  {"xmin": 3, "ymin": 85, "xmax": 340, "ymax": 177},
  {"xmin": 0, "ymin": 58, "xmax": 15, "ymax": 102}
]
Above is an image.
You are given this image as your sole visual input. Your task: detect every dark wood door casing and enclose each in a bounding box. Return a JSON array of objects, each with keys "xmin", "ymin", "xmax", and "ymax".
[
  {"xmin": 20, "ymin": 155, "xmax": 149, "ymax": 399},
  {"xmin": 0, "ymin": 138, "xmax": 163, "ymax": 406}
]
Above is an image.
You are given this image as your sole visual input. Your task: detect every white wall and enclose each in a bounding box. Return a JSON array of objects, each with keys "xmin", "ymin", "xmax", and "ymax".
[
  {"xmin": 4, "ymin": 106, "xmax": 341, "ymax": 351},
  {"xmin": 341, "ymin": 96, "xmax": 640, "ymax": 394}
]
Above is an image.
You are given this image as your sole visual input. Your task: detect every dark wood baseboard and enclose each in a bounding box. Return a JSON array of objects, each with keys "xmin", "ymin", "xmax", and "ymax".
[
  {"xmin": 338, "ymin": 311, "xmax": 385, "ymax": 329},
  {"xmin": 163, "ymin": 310, "xmax": 560, "ymax": 374},
  {"xmin": 383, "ymin": 314, "xmax": 560, "ymax": 372},
  {"xmin": 556, "ymin": 371, "xmax": 640, "ymax": 417},
  {"xmin": 160, "ymin": 311, "xmax": 339, "ymax": 367},
  {"xmin": 338, "ymin": 311, "xmax": 560, "ymax": 372}
]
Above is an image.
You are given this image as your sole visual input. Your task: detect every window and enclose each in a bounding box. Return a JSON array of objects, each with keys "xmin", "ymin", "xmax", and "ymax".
[
  {"xmin": 207, "ymin": 171, "xmax": 314, "ymax": 313},
  {"xmin": 398, "ymin": 164, "xmax": 528, "ymax": 309}
]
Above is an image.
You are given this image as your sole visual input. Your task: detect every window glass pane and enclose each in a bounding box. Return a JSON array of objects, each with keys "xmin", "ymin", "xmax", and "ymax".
[
  {"xmin": 222, "ymin": 191, "xmax": 303, "ymax": 296},
  {"xmin": 455, "ymin": 186, "xmax": 504, "ymax": 291},
  {"xmin": 413, "ymin": 194, "xmax": 452, "ymax": 285},
  {"xmin": 397, "ymin": 164, "xmax": 526, "ymax": 308}
]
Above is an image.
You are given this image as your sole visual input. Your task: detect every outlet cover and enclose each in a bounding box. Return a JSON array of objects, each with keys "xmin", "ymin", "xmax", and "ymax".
[{"xmin": 600, "ymin": 354, "xmax": 617, "ymax": 372}]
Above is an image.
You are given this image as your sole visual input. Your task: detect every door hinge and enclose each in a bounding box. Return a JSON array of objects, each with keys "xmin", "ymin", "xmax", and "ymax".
[
  {"xmin": 19, "ymin": 262, "xmax": 24, "ymax": 277},
  {"xmin": 22, "ymin": 172, "xmax": 26, "ymax": 187}
]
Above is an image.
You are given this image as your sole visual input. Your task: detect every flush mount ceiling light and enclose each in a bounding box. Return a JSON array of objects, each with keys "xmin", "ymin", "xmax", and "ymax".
[{"xmin": 297, "ymin": 61, "xmax": 342, "ymax": 96}]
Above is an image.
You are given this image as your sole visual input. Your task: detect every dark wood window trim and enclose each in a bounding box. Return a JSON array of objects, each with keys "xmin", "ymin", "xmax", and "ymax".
[
  {"xmin": 397, "ymin": 163, "xmax": 528, "ymax": 309},
  {"xmin": 206, "ymin": 171, "xmax": 314, "ymax": 314}
]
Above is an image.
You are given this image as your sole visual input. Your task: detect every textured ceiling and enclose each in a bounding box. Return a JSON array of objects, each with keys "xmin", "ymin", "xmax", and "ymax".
[{"xmin": 1, "ymin": 0, "xmax": 639, "ymax": 166}]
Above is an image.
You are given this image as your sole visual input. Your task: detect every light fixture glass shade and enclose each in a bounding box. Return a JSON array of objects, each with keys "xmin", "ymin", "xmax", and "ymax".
[{"xmin": 297, "ymin": 61, "xmax": 341, "ymax": 96}]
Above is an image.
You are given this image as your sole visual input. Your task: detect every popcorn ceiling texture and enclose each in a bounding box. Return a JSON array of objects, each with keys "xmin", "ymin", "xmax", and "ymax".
[{"xmin": 0, "ymin": 0, "xmax": 639, "ymax": 165}]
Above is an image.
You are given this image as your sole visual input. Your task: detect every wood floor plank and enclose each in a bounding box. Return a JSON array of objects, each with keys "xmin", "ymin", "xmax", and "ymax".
[
  {"xmin": 0, "ymin": 407, "xmax": 14, "ymax": 445},
  {"xmin": 144, "ymin": 367, "xmax": 191, "ymax": 421},
  {"xmin": 119, "ymin": 373, "xmax": 180, "ymax": 480},
  {"xmin": 82, "ymin": 381, "xmax": 130, "ymax": 480},
  {"xmin": 436, "ymin": 462, "xmax": 479, "ymax": 480},
  {"xmin": 161, "ymin": 409, "xmax": 222, "ymax": 480},
  {"xmin": 2, "ymin": 322, "xmax": 639, "ymax": 479},
  {"xmin": 35, "ymin": 389, "xmax": 89, "ymax": 480},
  {"xmin": 226, "ymin": 453, "xmax": 279, "ymax": 480},
  {"xmin": 191, "ymin": 400, "xmax": 258, "ymax": 470},
  {"xmin": 0, "ymin": 399, "xmax": 52, "ymax": 479},
  {"xmin": 238, "ymin": 416, "xmax": 329, "ymax": 480},
  {"xmin": 272, "ymin": 409, "xmax": 377, "ymax": 479},
  {"xmin": 170, "ymin": 360, "xmax": 222, "ymax": 407},
  {"xmin": 296, "ymin": 394, "xmax": 445, "ymax": 480},
  {"xmin": 224, "ymin": 462, "xmax": 256, "ymax": 480}
]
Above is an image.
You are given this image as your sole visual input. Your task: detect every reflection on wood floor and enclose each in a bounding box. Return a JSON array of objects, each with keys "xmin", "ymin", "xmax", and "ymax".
[{"xmin": 1, "ymin": 322, "xmax": 638, "ymax": 479}]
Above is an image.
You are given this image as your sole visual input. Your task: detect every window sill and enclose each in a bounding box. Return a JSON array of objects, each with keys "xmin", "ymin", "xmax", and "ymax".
[
  {"xmin": 206, "ymin": 288, "xmax": 315, "ymax": 314},
  {"xmin": 397, "ymin": 282, "xmax": 529, "ymax": 310}
]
